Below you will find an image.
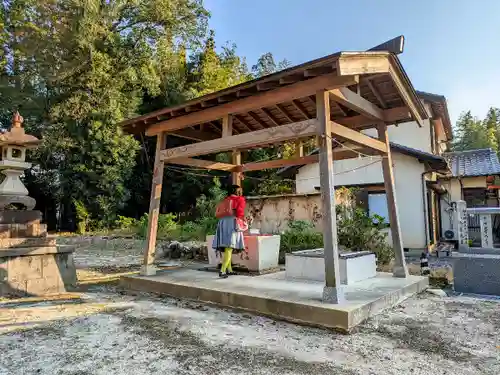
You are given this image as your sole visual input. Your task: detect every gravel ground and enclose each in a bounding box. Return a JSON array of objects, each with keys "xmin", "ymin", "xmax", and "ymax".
[
  {"xmin": 1, "ymin": 240, "xmax": 493, "ymax": 374},
  {"xmin": 0, "ymin": 283, "xmax": 499, "ymax": 375}
]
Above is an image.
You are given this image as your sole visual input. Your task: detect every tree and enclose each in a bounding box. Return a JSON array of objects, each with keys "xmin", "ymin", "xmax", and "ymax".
[
  {"xmin": 453, "ymin": 108, "xmax": 500, "ymax": 153},
  {"xmin": 252, "ymin": 52, "xmax": 291, "ymax": 78},
  {"xmin": 1, "ymin": 0, "xmax": 210, "ymax": 229}
]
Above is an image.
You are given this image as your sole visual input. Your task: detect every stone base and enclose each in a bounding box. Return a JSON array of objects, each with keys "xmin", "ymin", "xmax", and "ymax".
[
  {"xmin": 285, "ymin": 249, "xmax": 377, "ymax": 285},
  {"xmin": 0, "ymin": 195, "xmax": 36, "ymax": 210},
  {"xmin": 453, "ymin": 252, "xmax": 500, "ymax": 296},
  {"xmin": 0, "ymin": 222, "xmax": 47, "ymax": 238},
  {"xmin": 0, "ymin": 245, "xmax": 77, "ymax": 297},
  {"xmin": 140, "ymin": 264, "xmax": 158, "ymax": 276},
  {"xmin": 121, "ymin": 270, "xmax": 429, "ymax": 333}
]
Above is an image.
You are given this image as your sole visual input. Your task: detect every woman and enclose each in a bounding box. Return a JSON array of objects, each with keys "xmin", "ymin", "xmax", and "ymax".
[{"xmin": 212, "ymin": 184, "xmax": 247, "ymax": 278}]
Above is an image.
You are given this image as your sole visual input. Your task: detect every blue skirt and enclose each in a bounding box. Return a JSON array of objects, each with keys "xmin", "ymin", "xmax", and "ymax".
[{"xmin": 212, "ymin": 216, "xmax": 245, "ymax": 253}]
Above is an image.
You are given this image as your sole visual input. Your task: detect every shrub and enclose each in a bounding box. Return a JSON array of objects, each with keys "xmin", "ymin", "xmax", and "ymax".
[
  {"xmin": 73, "ymin": 200, "xmax": 89, "ymax": 234},
  {"xmin": 137, "ymin": 213, "xmax": 178, "ymax": 238},
  {"xmin": 114, "ymin": 215, "xmax": 137, "ymax": 229}
]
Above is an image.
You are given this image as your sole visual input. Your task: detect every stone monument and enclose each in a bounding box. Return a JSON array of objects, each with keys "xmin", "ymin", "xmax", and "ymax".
[{"xmin": 0, "ymin": 112, "xmax": 77, "ymax": 297}]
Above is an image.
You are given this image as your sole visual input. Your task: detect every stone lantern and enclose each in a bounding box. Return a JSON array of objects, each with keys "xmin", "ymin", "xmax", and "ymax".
[
  {"xmin": 0, "ymin": 111, "xmax": 76, "ymax": 297},
  {"xmin": 0, "ymin": 111, "xmax": 40, "ymax": 210}
]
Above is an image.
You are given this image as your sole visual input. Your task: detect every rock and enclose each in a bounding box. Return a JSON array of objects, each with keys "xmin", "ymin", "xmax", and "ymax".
[{"xmin": 427, "ymin": 288, "xmax": 447, "ymax": 297}]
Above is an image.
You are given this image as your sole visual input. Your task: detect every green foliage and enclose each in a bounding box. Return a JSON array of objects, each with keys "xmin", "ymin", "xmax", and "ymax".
[
  {"xmin": 453, "ymin": 108, "xmax": 500, "ymax": 152},
  {"xmin": 278, "ymin": 188, "xmax": 394, "ymax": 265},
  {"xmin": 1, "ymin": 0, "xmax": 209, "ymax": 230},
  {"xmin": 195, "ymin": 177, "xmax": 227, "ymax": 218},
  {"xmin": 252, "ymin": 175, "xmax": 293, "ymax": 196},
  {"xmin": 73, "ymin": 199, "xmax": 89, "ymax": 234},
  {"xmin": 280, "ymin": 221, "xmax": 323, "ymax": 261},
  {"xmin": 114, "ymin": 216, "xmax": 138, "ymax": 230}
]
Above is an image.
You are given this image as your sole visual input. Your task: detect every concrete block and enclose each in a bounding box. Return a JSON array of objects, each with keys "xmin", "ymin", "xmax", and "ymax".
[
  {"xmin": 453, "ymin": 253, "xmax": 500, "ymax": 296},
  {"xmin": 285, "ymin": 249, "xmax": 377, "ymax": 285}
]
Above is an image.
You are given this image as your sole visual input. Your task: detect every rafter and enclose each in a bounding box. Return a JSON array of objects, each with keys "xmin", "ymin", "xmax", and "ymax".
[
  {"xmin": 247, "ymin": 111, "xmax": 267, "ymax": 128},
  {"xmin": 329, "ymin": 87, "xmax": 384, "ymax": 120},
  {"xmin": 366, "ymin": 78, "xmax": 387, "ymax": 108},
  {"xmin": 145, "ymin": 74, "xmax": 358, "ymax": 135},
  {"xmin": 275, "ymin": 104, "xmax": 294, "ymax": 122},
  {"xmin": 166, "ymin": 128, "xmax": 219, "ymax": 142},
  {"xmin": 291, "ymin": 100, "xmax": 312, "ymax": 119},
  {"xmin": 261, "ymin": 108, "xmax": 281, "ymax": 126}
]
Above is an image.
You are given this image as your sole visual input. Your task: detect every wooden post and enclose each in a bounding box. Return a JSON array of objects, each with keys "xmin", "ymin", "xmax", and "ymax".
[
  {"xmin": 294, "ymin": 140, "xmax": 304, "ymax": 158},
  {"xmin": 223, "ymin": 114, "xmax": 242, "ymax": 185},
  {"xmin": 232, "ymin": 151, "xmax": 242, "ymax": 185},
  {"xmin": 316, "ymin": 90, "xmax": 344, "ymax": 303},
  {"xmin": 141, "ymin": 132, "xmax": 167, "ymax": 276},
  {"xmin": 376, "ymin": 123, "xmax": 409, "ymax": 278}
]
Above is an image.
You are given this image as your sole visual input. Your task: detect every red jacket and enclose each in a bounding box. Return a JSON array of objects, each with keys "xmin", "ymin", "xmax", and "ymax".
[{"xmin": 228, "ymin": 195, "xmax": 246, "ymax": 219}]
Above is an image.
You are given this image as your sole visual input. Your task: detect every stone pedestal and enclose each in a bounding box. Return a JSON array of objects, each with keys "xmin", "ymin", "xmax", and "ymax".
[{"xmin": 0, "ymin": 210, "xmax": 76, "ymax": 297}]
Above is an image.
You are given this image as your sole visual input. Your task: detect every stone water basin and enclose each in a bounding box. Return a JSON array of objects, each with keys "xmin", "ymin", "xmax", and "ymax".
[
  {"xmin": 285, "ymin": 248, "xmax": 377, "ymax": 285},
  {"xmin": 206, "ymin": 234, "xmax": 281, "ymax": 272}
]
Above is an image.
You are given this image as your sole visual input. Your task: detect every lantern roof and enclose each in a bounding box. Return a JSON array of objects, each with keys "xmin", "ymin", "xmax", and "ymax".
[{"xmin": 0, "ymin": 112, "xmax": 41, "ymax": 148}]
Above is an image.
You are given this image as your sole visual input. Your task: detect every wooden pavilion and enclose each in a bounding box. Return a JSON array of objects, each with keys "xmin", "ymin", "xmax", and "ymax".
[{"xmin": 121, "ymin": 36, "xmax": 427, "ymax": 303}]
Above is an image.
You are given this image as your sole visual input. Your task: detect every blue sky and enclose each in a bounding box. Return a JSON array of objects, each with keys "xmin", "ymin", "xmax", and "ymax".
[{"xmin": 204, "ymin": 0, "xmax": 500, "ymax": 124}]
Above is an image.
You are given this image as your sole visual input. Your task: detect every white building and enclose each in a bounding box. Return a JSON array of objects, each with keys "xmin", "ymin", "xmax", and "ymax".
[{"xmin": 277, "ymin": 92, "xmax": 500, "ymax": 250}]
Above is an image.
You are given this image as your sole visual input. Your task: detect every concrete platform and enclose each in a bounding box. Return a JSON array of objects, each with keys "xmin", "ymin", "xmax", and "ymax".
[{"xmin": 121, "ymin": 269, "xmax": 428, "ymax": 332}]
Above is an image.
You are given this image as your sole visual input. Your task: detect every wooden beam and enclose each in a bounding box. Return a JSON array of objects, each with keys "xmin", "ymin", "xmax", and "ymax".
[
  {"xmin": 377, "ymin": 122, "xmax": 409, "ymax": 278},
  {"xmin": 366, "ymin": 78, "xmax": 387, "ymax": 108},
  {"xmin": 166, "ymin": 128, "xmax": 219, "ymax": 141},
  {"xmin": 337, "ymin": 106, "xmax": 411, "ymax": 129},
  {"xmin": 329, "ymin": 87, "xmax": 384, "ymax": 120},
  {"xmin": 141, "ymin": 133, "xmax": 167, "ymax": 276},
  {"xmin": 168, "ymin": 157, "xmax": 236, "ymax": 171},
  {"xmin": 146, "ymin": 74, "xmax": 359, "ymax": 135},
  {"xmin": 317, "ymin": 90, "xmax": 343, "ymax": 302},
  {"xmin": 336, "ymin": 53, "xmax": 390, "ymax": 76},
  {"xmin": 292, "ymin": 100, "xmax": 312, "ymax": 119},
  {"xmin": 222, "ymin": 115, "xmax": 233, "ymax": 137},
  {"xmin": 236, "ymin": 147, "xmax": 378, "ymax": 173},
  {"xmin": 330, "ymin": 121, "xmax": 387, "ymax": 153},
  {"xmin": 160, "ymin": 119, "xmax": 319, "ymax": 161},
  {"xmin": 239, "ymin": 155, "xmax": 319, "ymax": 172},
  {"xmin": 388, "ymin": 63, "xmax": 425, "ymax": 127}
]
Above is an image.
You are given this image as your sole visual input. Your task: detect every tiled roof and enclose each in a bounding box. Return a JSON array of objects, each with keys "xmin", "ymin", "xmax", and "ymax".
[{"xmin": 443, "ymin": 148, "xmax": 500, "ymax": 177}]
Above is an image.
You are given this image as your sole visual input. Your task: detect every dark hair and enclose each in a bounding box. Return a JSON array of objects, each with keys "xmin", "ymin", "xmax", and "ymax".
[{"xmin": 228, "ymin": 184, "xmax": 241, "ymax": 195}]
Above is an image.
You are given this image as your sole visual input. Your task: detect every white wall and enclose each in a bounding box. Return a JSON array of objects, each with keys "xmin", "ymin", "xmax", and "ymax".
[
  {"xmin": 295, "ymin": 153, "xmax": 428, "ymax": 249},
  {"xmin": 362, "ymin": 119, "xmax": 432, "ymax": 153}
]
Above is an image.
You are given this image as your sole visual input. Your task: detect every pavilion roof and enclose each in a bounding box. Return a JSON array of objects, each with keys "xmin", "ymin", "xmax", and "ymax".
[{"xmin": 120, "ymin": 36, "xmax": 430, "ymax": 142}]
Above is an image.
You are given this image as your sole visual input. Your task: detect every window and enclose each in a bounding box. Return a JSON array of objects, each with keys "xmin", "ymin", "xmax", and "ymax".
[
  {"xmin": 368, "ymin": 193, "xmax": 389, "ymax": 224},
  {"xmin": 11, "ymin": 148, "xmax": 22, "ymax": 159}
]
